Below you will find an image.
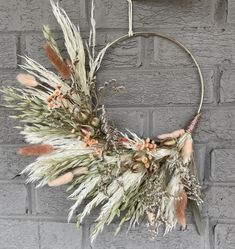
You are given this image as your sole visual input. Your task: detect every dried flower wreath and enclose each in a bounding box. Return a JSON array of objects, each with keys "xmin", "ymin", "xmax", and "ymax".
[{"xmin": 1, "ymin": 0, "xmax": 205, "ymax": 241}]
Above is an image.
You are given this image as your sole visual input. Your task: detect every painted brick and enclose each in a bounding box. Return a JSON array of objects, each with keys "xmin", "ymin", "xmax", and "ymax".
[
  {"xmin": 0, "ymin": 183, "xmax": 28, "ymax": 214},
  {"xmin": 97, "ymin": 68, "xmax": 214, "ymax": 106},
  {"xmin": 94, "ymin": 0, "xmax": 214, "ymax": 29},
  {"xmin": 215, "ymin": 224, "xmax": 235, "ymax": 249},
  {"xmin": 100, "ymin": 33, "xmax": 143, "ymax": 69},
  {"xmin": 91, "ymin": 222, "xmax": 209, "ymax": 249},
  {"xmin": 39, "ymin": 222, "xmax": 82, "ymax": 249},
  {"xmin": 0, "ymin": 219, "xmax": 39, "ymax": 249},
  {"xmin": 0, "ymin": 109, "xmax": 25, "ymax": 144},
  {"xmin": 211, "ymin": 149, "xmax": 235, "ymax": 182},
  {"xmin": 25, "ymin": 32, "xmax": 67, "ymax": 68},
  {"xmin": 220, "ymin": 67, "xmax": 235, "ymax": 103},
  {"xmin": 203, "ymin": 186, "xmax": 235, "ymax": 218},
  {"xmin": 146, "ymin": 28, "xmax": 235, "ymax": 67},
  {"xmin": 0, "ymin": 145, "xmax": 32, "ymax": 180},
  {"xmin": 228, "ymin": 0, "xmax": 235, "ymax": 24},
  {"xmin": 107, "ymin": 108, "xmax": 149, "ymax": 138},
  {"xmin": 0, "ymin": 35, "xmax": 17, "ymax": 68},
  {"xmin": 0, "ymin": 70, "xmax": 20, "ymax": 105},
  {"xmin": 194, "ymin": 144, "xmax": 206, "ymax": 182},
  {"xmin": 25, "ymin": 32, "xmax": 142, "ymax": 69},
  {"xmin": 214, "ymin": 0, "xmax": 228, "ymax": 24},
  {"xmin": 151, "ymin": 107, "xmax": 235, "ymax": 143},
  {"xmin": 35, "ymin": 185, "xmax": 74, "ymax": 216},
  {"xmin": 0, "ymin": 0, "xmax": 86, "ymax": 31}
]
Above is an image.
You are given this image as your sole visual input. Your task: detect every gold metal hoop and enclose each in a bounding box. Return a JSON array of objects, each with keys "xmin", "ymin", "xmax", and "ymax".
[{"xmin": 105, "ymin": 31, "xmax": 204, "ymax": 115}]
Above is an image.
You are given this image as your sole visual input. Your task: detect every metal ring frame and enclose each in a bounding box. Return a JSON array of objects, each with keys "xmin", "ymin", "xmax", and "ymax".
[{"xmin": 106, "ymin": 31, "xmax": 204, "ymax": 114}]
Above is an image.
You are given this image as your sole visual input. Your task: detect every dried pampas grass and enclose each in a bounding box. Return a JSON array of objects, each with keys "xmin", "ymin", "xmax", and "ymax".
[
  {"xmin": 43, "ymin": 42, "xmax": 71, "ymax": 79},
  {"xmin": 48, "ymin": 167, "xmax": 88, "ymax": 187},
  {"xmin": 18, "ymin": 144, "xmax": 54, "ymax": 156},
  {"xmin": 48, "ymin": 172, "xmax": 74, "ymax": 187},
  {"xmin": 175, "ymin": 191, "xmax": 187, "ymax": 229},
  {"xmin": 158, "ymin": 129, "xmax": 185, "ymax": 140},
  {"xmin": 16, "ymin": 73, "xmax": 38, "ymax": 87},
  {"xmin": 181, "ymin": 138, "xmax": 193, "ymax": 164}
]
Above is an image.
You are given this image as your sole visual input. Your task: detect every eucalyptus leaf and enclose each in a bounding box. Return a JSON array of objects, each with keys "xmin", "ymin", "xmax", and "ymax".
[{"xmin": 188, "ymin": 199, "xmax": 205, "ymax": 235}]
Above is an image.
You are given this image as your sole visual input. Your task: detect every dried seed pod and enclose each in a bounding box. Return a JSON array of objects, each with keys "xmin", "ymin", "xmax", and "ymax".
[
  {"xmin": 131, "ymin": 162, "xmax": 145, "ymax": 173},
  {"xmin": 90, "ymin": 117, "xmax": 100, "ymax": 127},
  {"xmin": 161, "ymin": 138, "xmax": 176, "ymax": 147},
  {"xmin": 81, "ymin": 125, "xmax": 95, "ymax": 137},
  {"xmin": 77, "ymin": 111, "xmax": 89, "ymax": 123},
  {"xmin": 48, "ymin": 172, "xmax": 74, "ymax": 187},
  {"xmin": 144, "ymin": 162, "xmax": 150, "ymax": 169},
  {"xmin": 141, "ymin": 155, "xmax": 149, "ymax": 164},
  {"xmin": 132, "ymin": 151, "xmax": 145, "ymax": 162}
]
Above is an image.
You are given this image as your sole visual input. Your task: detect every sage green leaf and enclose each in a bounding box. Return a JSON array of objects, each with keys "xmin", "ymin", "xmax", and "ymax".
[{"xmin": 188, "ymin": 199, "xmax": 205, "ymax": 235}]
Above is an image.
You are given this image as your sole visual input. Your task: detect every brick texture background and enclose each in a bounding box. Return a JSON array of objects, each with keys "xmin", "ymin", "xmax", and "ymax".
[{"xmin": 0, "ymin": 0, "xmax": 234, "ymax": 248}]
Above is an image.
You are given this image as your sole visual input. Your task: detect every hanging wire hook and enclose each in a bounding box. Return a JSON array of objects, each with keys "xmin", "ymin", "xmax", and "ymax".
[{"xmin": 127, "ymin": 0, "xmax": 134, "ymax": 37}]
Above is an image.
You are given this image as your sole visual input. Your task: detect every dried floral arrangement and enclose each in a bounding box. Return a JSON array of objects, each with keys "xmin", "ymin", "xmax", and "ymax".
[{"xmin": 1, "ymin": 0, "xmax": 205, "ymax": 241}]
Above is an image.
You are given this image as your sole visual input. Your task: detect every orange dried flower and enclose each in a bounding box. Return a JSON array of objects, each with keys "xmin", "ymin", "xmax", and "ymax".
[
  {"xmin": 141, "ymin": 156, "xmax": 148, "ymax": 164},
  {"xmin": 93, "ymin": 148, "xmax": 103, "ymax": 156},
  {"xmin": 47, "ymin": 85, "xmax": 66, "ymax": 110}
]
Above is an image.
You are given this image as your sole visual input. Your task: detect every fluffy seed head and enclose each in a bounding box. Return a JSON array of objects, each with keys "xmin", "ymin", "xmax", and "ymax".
[
  {"xmin": 175, "ymin": 190, "xmax": 187, "ymax": 229},
  {"xmin": 18, "ymin": 144, "xmax": 54, "ymax": 156},
  {"xmin": 16, "ymin": 73, "xmax": 38, "ymax": 87},
  {"xmin": 48, "ymin": 172, "xmax": 74, "ymax": 187}
]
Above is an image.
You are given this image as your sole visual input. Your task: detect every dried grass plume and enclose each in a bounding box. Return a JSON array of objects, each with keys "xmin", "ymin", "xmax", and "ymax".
[
  {"xmin": 175, "ymin": 190, "xmax": 187, "ymax": 229},
  {"xmin": 16, "ymin": 73, "xmax": 38, "ymax": 87},
  {"xmin": 43, "ymin": 42, "xmax": 71, "ymax": 79},
  {"xmin": 18, "ymin": 144, "xmax": 54, "ymax": 156}
]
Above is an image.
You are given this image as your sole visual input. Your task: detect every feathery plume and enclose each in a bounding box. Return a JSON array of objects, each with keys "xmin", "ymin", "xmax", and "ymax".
[
  {"xmin": 18, "ymin": 144, "xmax": 54, "ymax": 156},
  {"xmin": 181, "ymin": 137, "xmax": 193, "ymax": 164},
  {"xmin": 175, "ymin": 190, "xmax": 187, "ymax": 229},
  {"xmin": 16, "ymin": 73, "xmax": 38, "ymax": 87},
  {"xmin": 48, "ymin": 172, "xmax": 74, "ymax": 187},
  {"xmin": 43, "ymin": 42, "xmax": 71, "ymax": 79},
  {"xmin": 146, "ymin": 210, "xmax": 156, "ymax": 227},
  {"xmin": 158, "ymin": 129, "xmax": 185, "ymax": 140}
]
